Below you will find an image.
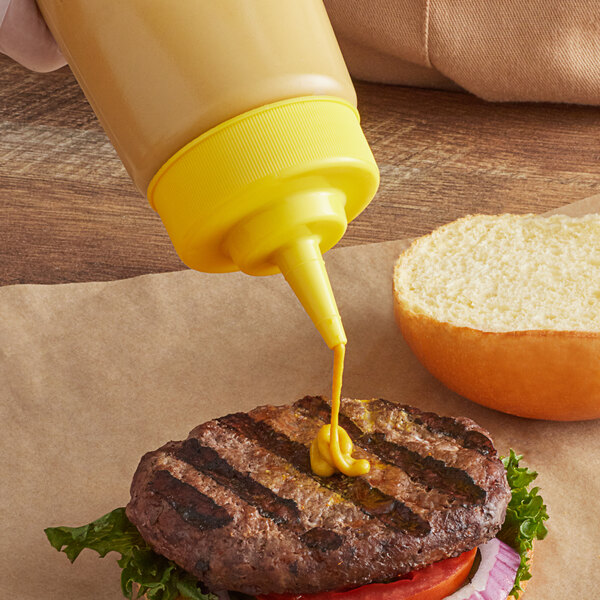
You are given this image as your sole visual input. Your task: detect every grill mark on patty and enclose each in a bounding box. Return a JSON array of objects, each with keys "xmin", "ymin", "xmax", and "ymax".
[
  {"xmin": 150, "ymin": 469, "xmax": 233, "ymax": 530},
  {"xmin": 361, "ymin": 433, "xmax": 486, "ymax": 504},
  {"xmin": 169, "ymin": 438, "xmax": 343, "ymax": 553},
  {"xmin": 167, "ymin": 438, "xmax": 301, "ymax": 525},
  {"xmin": 218, "ymin": 412, "xmax": 431, "ymax": 536},
  {"xmin": 296, "ymin": 396, "xmax": 486, "ymax": 505},
  {"xmin": 369, "ymin": 398, "xmax": 495, "ymax": 456}
]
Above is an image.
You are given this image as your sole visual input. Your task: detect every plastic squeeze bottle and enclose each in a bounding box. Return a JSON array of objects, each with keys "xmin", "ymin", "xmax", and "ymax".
[{"xmin": 36, "ymin": 0, "xmax": 379, "ymax": 351}]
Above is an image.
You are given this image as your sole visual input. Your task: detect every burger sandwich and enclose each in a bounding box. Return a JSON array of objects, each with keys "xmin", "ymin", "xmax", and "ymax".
[{"xmin": 46, "ymin": 396, "xmax": 548, "ymax": 600}]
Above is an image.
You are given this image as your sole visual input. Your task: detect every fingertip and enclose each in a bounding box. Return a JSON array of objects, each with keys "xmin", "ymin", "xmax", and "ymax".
[{"xmin": 27, "ymin": 46, "xmax": 67, "ymax": 73}]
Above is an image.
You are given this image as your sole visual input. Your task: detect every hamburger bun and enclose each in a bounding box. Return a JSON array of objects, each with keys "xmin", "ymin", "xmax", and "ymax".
[
  {"xmin": 507, "ymin": 546, "xmax": 533, "ymax": 600},
  {"xmin": 393, "ymin": 214, "xmax": 600, "ymax": 421}
]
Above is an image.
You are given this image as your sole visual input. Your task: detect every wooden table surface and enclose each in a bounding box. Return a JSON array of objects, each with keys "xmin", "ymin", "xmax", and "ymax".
[{"xmin": 1, "ymin": 53, "xmax": 599, "ymax": 286}]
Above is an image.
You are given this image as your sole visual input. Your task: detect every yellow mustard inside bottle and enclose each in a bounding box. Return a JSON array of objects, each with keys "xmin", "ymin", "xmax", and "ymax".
[{"xmin": 310, "ymin": 344, "xmax": 370, "ymax": 477}]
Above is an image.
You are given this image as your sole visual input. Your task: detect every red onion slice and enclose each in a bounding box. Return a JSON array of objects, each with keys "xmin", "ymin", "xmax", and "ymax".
[{"xmin": 444, "ymin": 538, "xmax": 520, "ymax": 600}]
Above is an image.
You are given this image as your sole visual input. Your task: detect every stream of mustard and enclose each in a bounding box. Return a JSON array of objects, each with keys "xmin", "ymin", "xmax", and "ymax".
[{"xmin": 310, "ymin": 343, "xmax": 370, "ymax": 477}]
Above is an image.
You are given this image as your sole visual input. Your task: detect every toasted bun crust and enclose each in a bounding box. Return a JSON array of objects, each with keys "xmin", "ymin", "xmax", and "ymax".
[
  {"xmin": 393, "ymin": 214, "xmax": 600, "ymax": 421},
  {"xmin": 507, "ymin": 546, "xmax": 534, "ymax": 600}
]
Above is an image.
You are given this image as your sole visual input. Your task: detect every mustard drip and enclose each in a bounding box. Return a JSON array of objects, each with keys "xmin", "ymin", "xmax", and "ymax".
[{"xmin": 310, "ymin": 344, "xmax": 370, "ymax": 477}]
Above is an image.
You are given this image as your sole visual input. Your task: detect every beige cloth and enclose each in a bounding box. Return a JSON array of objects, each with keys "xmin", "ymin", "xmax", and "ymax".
[
  {"xmin": 2, "ymin": 0, "xmax": 599, "ymax": 102},
  {"xmin": 325, "ymin": 0, "xmax": 600, "ymax": 104}
]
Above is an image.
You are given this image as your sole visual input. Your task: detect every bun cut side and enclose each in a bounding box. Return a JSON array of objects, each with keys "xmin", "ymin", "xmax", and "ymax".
[{"xmin": 394, "ymin": 214, "xmax": 600, "ymax": 421}]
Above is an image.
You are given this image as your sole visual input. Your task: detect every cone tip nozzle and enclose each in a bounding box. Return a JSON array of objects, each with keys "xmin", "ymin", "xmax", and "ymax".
[{"xmin": 274, "ymin": 237, "xmax": 346, "ymax": 349}]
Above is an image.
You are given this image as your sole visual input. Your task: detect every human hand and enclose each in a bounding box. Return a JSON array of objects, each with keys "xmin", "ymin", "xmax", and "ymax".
[{"xmin": 0, "ymin": 0, "xmax": 65, "ymax": 72}]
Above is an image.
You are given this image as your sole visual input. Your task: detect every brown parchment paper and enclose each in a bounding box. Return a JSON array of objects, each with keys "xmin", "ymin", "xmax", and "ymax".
[{"xmin": 2, "ymin": 197, "xmax": 600, "ymax": 599}]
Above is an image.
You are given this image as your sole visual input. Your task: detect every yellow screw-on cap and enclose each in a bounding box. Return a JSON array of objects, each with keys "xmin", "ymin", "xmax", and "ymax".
[{"xmin": 148, "ymin": 96, "xmax": 379, "ymax": 348}]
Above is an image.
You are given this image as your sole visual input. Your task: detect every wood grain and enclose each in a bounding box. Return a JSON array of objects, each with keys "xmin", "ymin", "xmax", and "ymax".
[{"xmin": 1, "ymin": 53, "xmax": 599, "ymax": 285}]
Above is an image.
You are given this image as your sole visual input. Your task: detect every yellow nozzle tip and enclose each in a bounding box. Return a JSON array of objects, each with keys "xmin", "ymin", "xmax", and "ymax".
[{"xmin": 274, "ymin": 237, "xmax": 346, "ymax": 349}]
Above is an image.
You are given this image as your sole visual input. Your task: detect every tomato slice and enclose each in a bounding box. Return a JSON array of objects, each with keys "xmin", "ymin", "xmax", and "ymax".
[{"xmin": 258, "ymin": 548, "xmax": 477, "ymax": 600}]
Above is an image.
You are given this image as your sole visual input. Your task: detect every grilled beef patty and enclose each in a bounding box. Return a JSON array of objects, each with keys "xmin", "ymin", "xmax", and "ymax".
[{"xmin": 126, "ymin": 397, "xmax": 510, "ymax": 595}]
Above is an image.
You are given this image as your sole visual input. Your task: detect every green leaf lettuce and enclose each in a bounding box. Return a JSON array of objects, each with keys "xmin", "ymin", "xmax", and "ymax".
[
  {"xmin": 498, "ymin": 449, "xmax": 549, "ymax": 599},
  {"xmin": 45, "ymin": 507, "xmax": 214, "ymax": 600}
]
